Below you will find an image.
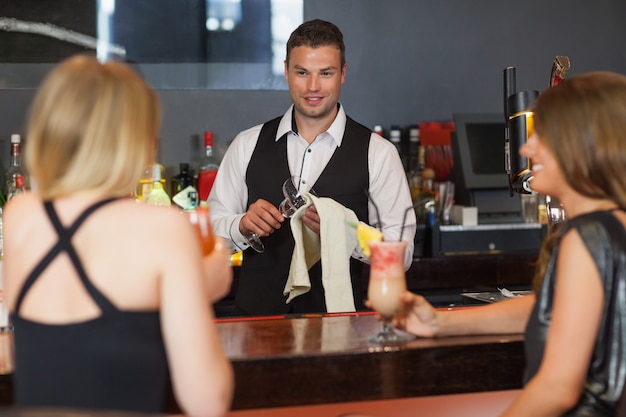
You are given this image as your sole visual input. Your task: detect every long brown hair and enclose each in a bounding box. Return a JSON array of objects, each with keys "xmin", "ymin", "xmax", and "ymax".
[
  {"xmin": 534, "ymin": 72, "xmax": 626, "ymax": 208},
  {"xmin": 531, "ymin": 71, "xmax": 626, "ymax": 289}
]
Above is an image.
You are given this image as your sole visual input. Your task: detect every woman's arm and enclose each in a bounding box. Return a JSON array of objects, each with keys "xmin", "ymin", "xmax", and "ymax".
[
  {"xmin": 201, "ymin": 237, "xmax": 234, "ymax": 303},
  {"xmin": 499, "ymin": 228, "xmax": 603, "ymax": 416},
  {"xmin": 395, "ymin": 291, "xmax": 535, "ymax": 337},
  {"xmin": 159, "ymin": 213, "xmax": 234, "ymax": 417}
]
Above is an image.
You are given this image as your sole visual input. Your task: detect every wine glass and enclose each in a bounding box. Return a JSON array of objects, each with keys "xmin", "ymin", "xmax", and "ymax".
[
  {"xmin": 279, "ymin": 176, "xmax": 312, "ymax": 218},
  {"xmin": 367, "ymin": 240, "xmax": 413, "ymax": 344},
  {"xmin": 243, "ymin": 176, "xmax": 312, "ymax": 253},
  {"xmin": 244, "ymin": 231, "xmax": 265, "ymax": 253},
  {"xmin": 185, "ymin": 206, "xmax": 215, "ymax": 256}
]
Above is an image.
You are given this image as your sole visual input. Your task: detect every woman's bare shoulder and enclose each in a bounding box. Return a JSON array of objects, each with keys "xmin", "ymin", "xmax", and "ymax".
[
  {"xmin": 112, "ymin": 200, "xmax": 188, "ymax": 228},
  {"xmin": 3, "ymin": 192, "xmax": 42, "ymax": 222},
  {"xmin": 106, "ymin": 200, "xmax": 193, "ymax": 251}
]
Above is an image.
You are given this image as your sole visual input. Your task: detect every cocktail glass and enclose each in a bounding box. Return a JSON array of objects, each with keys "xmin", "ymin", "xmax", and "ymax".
[
  {"xmin": 185, "ymin": 206, "xmax": 215, "ymax": 256},
  {"xmin": 368, "ymin": 240, "xmax": 412, "ymax": 344}
]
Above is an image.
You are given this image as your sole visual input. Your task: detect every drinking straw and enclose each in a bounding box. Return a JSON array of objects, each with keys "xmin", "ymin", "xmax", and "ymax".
[
  {"xmin": 399, "ymin": 198, "xmax": 433, "ymax": 242},
  {"xmin": 365, "ymin": 190, "xmax": 432, "ymax": 241},
  {"xmin": 364, "ymin": 189, "xmax": 382, "ymax": 232}
]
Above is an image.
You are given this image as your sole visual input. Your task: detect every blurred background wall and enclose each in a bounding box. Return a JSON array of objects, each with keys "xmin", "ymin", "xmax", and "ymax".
[{"xmin": 1, "ymin": 0, "xmax": 625, "ymax": 180}]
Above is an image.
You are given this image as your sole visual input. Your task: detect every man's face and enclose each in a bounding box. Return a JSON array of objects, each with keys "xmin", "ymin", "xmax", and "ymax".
[{"xmin": 284, "ymin": 45, "xmax": 346, "ymax": 123}]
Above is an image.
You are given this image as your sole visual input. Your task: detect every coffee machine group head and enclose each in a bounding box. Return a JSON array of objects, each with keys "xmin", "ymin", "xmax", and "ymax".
[
  {"xmin": 503, "ymin": 57, "xmax": 570, "ymax": 197},
  {"xmin": 503, "ymin": 57, "xmax": 570, "ymax": 229},
  {"xmin": 503, "ymin": 66, "xmax": 539, "ymax": 196}
]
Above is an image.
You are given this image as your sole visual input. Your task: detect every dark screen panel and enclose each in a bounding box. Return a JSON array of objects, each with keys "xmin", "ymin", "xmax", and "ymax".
[
  {"xmin": 466, "ymin": 123, "xmax": 505, "ymax": 175},
  {"xmin": 451, "ymin": 113, "xmax": 522, "ymax": 220}
]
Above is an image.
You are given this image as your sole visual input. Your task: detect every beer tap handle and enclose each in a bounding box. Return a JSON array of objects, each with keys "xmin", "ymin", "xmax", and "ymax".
[
  {"xmin": 549, "ymin": 56, "xmax": 570, "ymax": 87},
  {"xmin": 545, "ymin": 56, "xmax": 570, "ymax": 226}
]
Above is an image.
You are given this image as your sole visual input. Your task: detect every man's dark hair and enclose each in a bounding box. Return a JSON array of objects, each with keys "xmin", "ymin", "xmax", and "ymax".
[{"xmin": 286, "ymin": 19, "xmax": 345, "ymax": 68}]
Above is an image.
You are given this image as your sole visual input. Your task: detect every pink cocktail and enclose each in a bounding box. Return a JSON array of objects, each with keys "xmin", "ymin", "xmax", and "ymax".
[{"xmin": 368, "ymin": 241, "xmax": 412, "ymax": 344}]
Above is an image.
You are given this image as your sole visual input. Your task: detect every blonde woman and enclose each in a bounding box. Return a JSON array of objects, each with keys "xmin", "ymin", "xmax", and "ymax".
[{"xmin": 3, "ymin": 54, "xmax": 233, "ymax": 417}]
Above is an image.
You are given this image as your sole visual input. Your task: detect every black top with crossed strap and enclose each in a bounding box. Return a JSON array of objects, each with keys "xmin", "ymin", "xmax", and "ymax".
[{"xmin": 12, "ymin": 198, "xmax": 171, "ymax": 414}]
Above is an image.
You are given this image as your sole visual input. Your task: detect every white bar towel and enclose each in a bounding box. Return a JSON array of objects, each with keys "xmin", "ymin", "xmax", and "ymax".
[{"xmin": 284, "ymin": 193, "xmax": 359, "ymax": 313}]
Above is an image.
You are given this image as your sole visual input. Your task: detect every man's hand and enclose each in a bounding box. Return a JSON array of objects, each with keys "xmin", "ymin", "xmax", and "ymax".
[
  {"xmin": 301, "ymin": 205, "xmax": 320, "ymax": 235},
  {"xmin": 240, "ymin": 199, "xmax": 284, "ymax": 237}
]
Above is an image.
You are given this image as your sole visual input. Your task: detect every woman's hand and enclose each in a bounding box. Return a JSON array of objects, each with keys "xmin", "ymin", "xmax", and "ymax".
[
  {"xmin": 393, "ymin": 291, "xmax": 439, "ymax": 338},
  {"xmin": 201, "ymin": 237, "xmax": 233, "ymax": 303}
]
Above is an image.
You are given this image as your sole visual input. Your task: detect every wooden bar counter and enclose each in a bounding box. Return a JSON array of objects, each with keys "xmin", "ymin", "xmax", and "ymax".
[
  {"xmin": 0, "ymin": 312, "xmax": 525, "ymax": 412},
  {"xmin": 217, "ymin": 311, "xmax": 525, "ymax": 410}
]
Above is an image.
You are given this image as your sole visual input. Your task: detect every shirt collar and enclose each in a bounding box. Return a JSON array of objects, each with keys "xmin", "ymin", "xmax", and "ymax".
[{"xmin": 276, "ymin": 104, "xmax": 347, "ymax": 147}]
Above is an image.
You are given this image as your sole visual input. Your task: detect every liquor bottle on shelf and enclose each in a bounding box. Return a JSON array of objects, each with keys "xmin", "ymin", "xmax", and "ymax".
[
  {"xmin": 407, "ymin": 125, "xmax": 422, "ymax": 198},
  {"xmin": 186, "ymin": 190, "xmax": 199, "ymax": 211},
  {"xmin": 135, "ymin": 162, "xmax": 166, "ymax": 202},
  {"xmin": 197, "ymin": 131, "xmax": 220, "ymax": 202},
  {"xmin": 171, "ymin": 162, "xmax": 198, "ymax": 210},
  {"xmin": 389, "ymin": 125, "xmax": 406, "ymax": 170},
  {"xmin": 412, "ymin": 167, "xmax": 437, "ymax": 225},
  {"xmin": 6, "ymin": 133, "xmax": 28, "ymax": 201},
  {"xmin": 145, "ymin": 164, "xmax": 171, "ymax": 207},
  {"xmin": 407, "ymin": 125, "xmax": 420, "ymax": 173},
  {"xmin": 171, "ymin": 162, "xmax": 194, "ymax": 197},
  {"xmin": 172, "ymin": 184, "xmax": 200, "ymax": 211},
  {"xmin": 389, "ymin": 125, "xmax": 402, "ymax": 155}
]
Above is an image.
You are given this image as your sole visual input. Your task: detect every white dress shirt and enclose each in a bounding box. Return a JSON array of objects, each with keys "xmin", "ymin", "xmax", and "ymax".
[{"xmin": 208, "ymin": 104, "xmax": 417, "ymax": 269}]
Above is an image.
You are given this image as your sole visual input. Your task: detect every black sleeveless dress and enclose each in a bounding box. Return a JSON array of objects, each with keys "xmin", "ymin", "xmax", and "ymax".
[
  {"xmin": 11, "ymin": 198, "xmax": 171, "ymax": 413},
  {"xmin": 525, "ymin": 210, "xmax": 626, "ymax": 416}
]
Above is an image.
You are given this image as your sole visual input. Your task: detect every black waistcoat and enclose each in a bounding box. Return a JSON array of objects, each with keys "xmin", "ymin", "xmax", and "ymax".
[{"xmin": 236, "ymin": 115, "xmax": 370, "ymax": 315}]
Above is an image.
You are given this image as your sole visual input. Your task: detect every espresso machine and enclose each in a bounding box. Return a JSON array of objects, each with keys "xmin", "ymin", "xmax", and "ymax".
[{"xmin": 504, "ymin": 56, "xmax": 570, "ymax": 227}]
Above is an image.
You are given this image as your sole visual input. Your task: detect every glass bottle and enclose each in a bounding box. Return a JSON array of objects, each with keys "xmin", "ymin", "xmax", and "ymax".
[
  {"xmin": 6, "ymin": 133, "xmax": 27, "ymax": 201},
  {"xmin": 389, "ymin": 125, "xmax": 406, "ymax": 171},
  {"xmin": 408, "ymin": 125, "xmax": 420, "ymax": 173},
  {"xmin": 171, "ymin": 162, "xmax": 198, "ymax": 210},
  {"xmin": 407, "ymin": 125, "xmax": 422, "ymax": 197},
  {"xmin": 172, "ymin": 183, "xmax": 200, "ymax": 211},
  {"xmin": 186, "ymin": 190, "xmax": 199, "ymax": 211},
  {"xmin": 412, "ymin": 167, "xmax": 437, "ymax": 224},
  {"xmin": 135, "ymin": 162, "xmax": 166, "ymax": 202},
  {"xmin": 389, "ymin": 125, "xmax": 402, "ymax": 156},
  {"xmin": 171, "ymin": 162, "xmax": 194, "ymax": 196},
  {"xmin": 197, "ymin": 131, "xmax": 220, "ymax": 201},
  {"xmin": 145, "ymin": 164, "xmax": 171, "ymax": 207}
]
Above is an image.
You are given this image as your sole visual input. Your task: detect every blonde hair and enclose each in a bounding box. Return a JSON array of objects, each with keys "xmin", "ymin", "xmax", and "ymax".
[{"xmin": 25, "ymin": 54, "xmax": 161, "ymax": 199}]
